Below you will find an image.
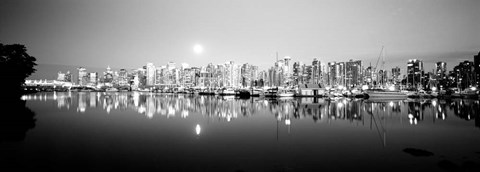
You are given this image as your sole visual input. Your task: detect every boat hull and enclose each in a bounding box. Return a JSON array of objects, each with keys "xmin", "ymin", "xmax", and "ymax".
[{"xmin": 366, "ymin": 91, "xmax": 407, "ymax": 99}]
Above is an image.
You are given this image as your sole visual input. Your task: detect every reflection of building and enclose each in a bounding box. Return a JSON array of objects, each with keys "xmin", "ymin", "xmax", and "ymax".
[{"xmin": 30, "ymin": 92, "xmax": 480, "ymax": 129}]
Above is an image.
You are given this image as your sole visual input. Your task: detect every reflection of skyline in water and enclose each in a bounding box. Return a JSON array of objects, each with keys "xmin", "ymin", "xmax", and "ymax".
[{"xmin": 22, "ymin": 92, "xmax": 480, "ymax": 128}]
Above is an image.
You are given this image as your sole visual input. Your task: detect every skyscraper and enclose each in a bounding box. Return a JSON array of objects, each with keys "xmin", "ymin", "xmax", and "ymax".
[
  {"xmin": 346, "ymin": 60, "xmax": 362, "ymax": 88},
  {"xmin": 327, "ymin": 62, "xmax": 336, "ymax": 87},
  {"xmin": 146, "ymin": 63, "xmax": 156, "ymax": 86},
  {"xmin": 77, "ymin": 67, "xmax": 88, "ymax": 86},
  {"xmin": 118, "ymin": 69, "xmax": 128, "ymax": 86},
  {"xmin": 336, "ymin": 62, "xmax": 345, "ymax": 87},
  {"xmin": 453, "ymin": 61, "xmax": 475, "ymax": 90},
  {"xmin": 312, "ymin": 58, "xmax": 320, "ymax": 84},
  {"xmin": 407, "ymin": 59, "xmax": 424, "ymax": 89},
  {"xmin": 391, "ymin": 67, "xmax": 401, "ymax": 84},
  {"xmin": 435, "ymin": 62, "xmax": 447, "ymax": 88},
  {"xmin": 64, "ymin": 71, "xmax": 72, "ymax": 82},
  {"xmin": 89, "ymin": 72, "xmax": 98, "ymax": 85},
  {"xmin": 474, "ymin": 52, "xmax": 480, "ymax": 86}
]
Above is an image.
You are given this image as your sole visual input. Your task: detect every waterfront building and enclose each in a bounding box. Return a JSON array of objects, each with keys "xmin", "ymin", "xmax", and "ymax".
[
  {"xmin": 292, "ymin": 62, "xmax": 301, "ymax": 85},
  {"xmin": 474, "ymin": 52, "xmax": 480, "ymax": 86},
  {"xmin": 267, "ymin": 67, "xmax": 277, "ymax": 87},
  {"xmin": 191, "ymin": 67, "xmax": 201, "ymax": 86},
  {"xmin": 77, "ymin": 67, "xmax": 88, "ymax": 86},
  {"xmin": 146, "ymin": 63, "xmax": 156, "ymax": 86},
  {"xmin": 453, "ymin": 61, "xmax": 475, "ymax": 90},
  {"xmin": 327, "ymin": 62, "xmax": 336, "ymax": 87},
  {"xmin": 64, "ymin": 71, "xmax": 72, "ymax": 82},
  {"xmin": 312, "ymin": 58, "xmax": 321, "ymax": 84},
  {"xmin": 89, "ymin": 72, "xmax": 98, "ymax": 86},
  {"xmin": 134, "ymin": 67, "xmax": 147, "ymax": 88},
  {"xmin": 392, "ymin": 67, "xmax": 401, "ymax": 84},
  {"xmin": 346, "ymin": 60, "xmax": 362, "ymax": 88},
  {"xmin": 103, "ymin": 66, "xmax": 114, "ymax": 84},
  {"xmin": 118, "ymin": 69, "xmax": 129, "ymax": 86},
  {"xmin": 336, "ymin": 62, "xmax": 345, "ymax": 87},
  {"xmin": 320, "ymin": 62, "xmax": 328, "ymax": 87},
  {"xmin": 223, "ymin": 61, "xmax": 241, "ymax": 88},
  {"xmin": 241, "ymin": 63, "xmax": 252, "ymax": 87},
  {"xmin": 251, "ymin": 65, "xmax": 259, "ymax": 86},
  {"xmin": 301, "ymin": 64, "xmax": 312, "ymax": 85},
  {"xmin": 407, "ymin": 59, "xmax": 424, "ymax": 89},
  {"xmin": 283, "ymin": 56, "xmax": 292, "ymax": 84},
  {"xmin": 57, "ymin": 71, "xmax": 65, "ymax": 81},
  {"xmin": 378, "ymin": 70, "xmax": 387, "ymax": 86},
  {"xmin": 435, "ymin": 62, "xmax": 447, "ymax": 89}
]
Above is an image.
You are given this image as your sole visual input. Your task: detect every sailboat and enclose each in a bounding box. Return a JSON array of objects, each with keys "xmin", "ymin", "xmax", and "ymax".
[{"xmin": 365, "ymin": 46, "xmax": 407, "ymax": 99}]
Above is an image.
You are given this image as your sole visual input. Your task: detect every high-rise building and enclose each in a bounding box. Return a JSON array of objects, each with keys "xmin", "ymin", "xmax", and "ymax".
[
  {"xmin": 103, "ymin": 66, "xmax": 114, "ymax": 84},
  {"xmin": 327, "ymin": 62, "xmax": 337, "ymax": 87},
  {"xmin": 453, "ymin": 61, "xmax": 475, "ymax": 90},
  {"xmin": 301, "ymin": 64, "xmax": 312, "ymax": 84},
  {"xmin": 64, "ymin": 71, "xmax": 72, "ymax": 82},
  {"xmin": 312, "ymin": 58, "xmax": 321, "ymax": 84},
  {"xmin": 378, "ymin": 70, "xmax": 387, "ymax": 86},
  {"xmin": 407, "ymin": 59, "xmax": 424, "ymax": 89},
  {"xmin": 89, "ymin": 72, "xmax": 98, "ymax": 85},
  {"xmin": 118, "ymin": 69, "xmax": 128, "ymax": 86},
  {"xmin": 346, "ymin": 60, "xmax": 362, "ymax": 88},
  {"xmin": 241, "ymin": 63, "xmax": 252, "ymax": 87},
  {"xmin": 474, "ymin": 52, "xmax": 480, "ymax": 86},
  {"xmin": 292, "ymin": 62, "xmax": 301, "ymax": 85},
  {"xmin": 392, "ymin": 67, "xmax": 401, "ymax": 84},
  {"xmin": 435, "ymin": 62, "xmax": 447, "ymax": 89},
  {"xmin": 146, "ymin": 63, "xmax": 156, "ymax": 86},
  {"xmin": 77, "ymin": 67, "xmax": 88, "ymax": 86},
  {"xmin": 336, "ymin": 62, "xmax": 345, "ymax": 87}
]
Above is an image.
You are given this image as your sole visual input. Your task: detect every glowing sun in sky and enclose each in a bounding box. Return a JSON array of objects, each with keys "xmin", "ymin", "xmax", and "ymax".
[{"xmin": 193, "ymin": 44, "xmax": 203, "ymax": 54}]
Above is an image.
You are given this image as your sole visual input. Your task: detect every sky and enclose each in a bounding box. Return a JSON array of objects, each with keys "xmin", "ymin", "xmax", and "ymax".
[{"xmin": 1, "ymin": 0, "xmax": 479, "ymax": 79}]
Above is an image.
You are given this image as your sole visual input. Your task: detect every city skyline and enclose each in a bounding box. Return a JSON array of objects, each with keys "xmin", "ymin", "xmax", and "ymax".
[{"xmin": 1, "ymin": 0, "xmax": 479, "ymax": 76}]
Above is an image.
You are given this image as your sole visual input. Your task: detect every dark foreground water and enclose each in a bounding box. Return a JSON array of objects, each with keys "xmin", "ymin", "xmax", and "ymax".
[{"xmin": 2, "ymin": 92, "xmax": 480, "ymax": 171}]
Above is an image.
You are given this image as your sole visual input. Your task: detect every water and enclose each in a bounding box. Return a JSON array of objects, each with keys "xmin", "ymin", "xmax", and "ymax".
[{"xmin": 2, "ymin": 92, "xmax": 480, "ymax": 171}]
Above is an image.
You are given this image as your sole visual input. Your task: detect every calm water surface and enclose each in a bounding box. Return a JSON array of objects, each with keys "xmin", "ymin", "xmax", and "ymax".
[{"xmin": 2, "ymin": 92, "xmax": 480, "ymax": 171}]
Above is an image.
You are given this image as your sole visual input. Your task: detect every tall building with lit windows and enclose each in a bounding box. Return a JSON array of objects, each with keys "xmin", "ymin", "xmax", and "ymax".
[
  {"xmin": 407, "ymin": 59, "xmax": 424, "ymax": 89},
  {"xmin": 392, "ymin": 67, "xmax": 401, "ymax": 84},
  {"xmin": 77, "ymin": 67, "xmax": 88, "ymax": 86},
  {"xmin": 474, "ymin": 52, "xmax": 480, "ymax": 86},
  {"xmin": 346, "ymin": 60, "xmax": 362, "ymax": 88},
  {"xmin": 146, "ymin": 63, "xmax": 156, "ymax": 86}
]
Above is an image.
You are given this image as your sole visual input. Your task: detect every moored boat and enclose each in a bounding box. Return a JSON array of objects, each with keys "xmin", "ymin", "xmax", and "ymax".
[
  {"xmin": 365, "ymin": 89, "xmax": 407, "ymax": 99},
  {"xmin": 105, "ymin": 87, "xmax": 118, "ymax": 92},
  {"xmin": 277, "ymin": 89, "xmax": 295, "ymax": 97}
]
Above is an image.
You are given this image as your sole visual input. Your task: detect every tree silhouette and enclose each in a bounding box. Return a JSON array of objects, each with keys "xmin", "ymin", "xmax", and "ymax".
[
  {"xmin": 0, "ymin": 43, "xmax": 37, "ymax": 98},
  {"xmin": 0, "ymin": 43, "xmax": 37, "ymax": 142}
]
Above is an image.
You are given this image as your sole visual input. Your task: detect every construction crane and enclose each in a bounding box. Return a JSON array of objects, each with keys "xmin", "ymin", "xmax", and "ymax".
[{"xmin": 373, "ymin": 46, "xmax": 384, "ymax": 73}]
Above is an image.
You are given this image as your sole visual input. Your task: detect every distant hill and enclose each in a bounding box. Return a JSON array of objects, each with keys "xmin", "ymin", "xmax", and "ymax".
[{"xmin": 28, "ymin": 63, "xmax": 125, "ymax": 80}]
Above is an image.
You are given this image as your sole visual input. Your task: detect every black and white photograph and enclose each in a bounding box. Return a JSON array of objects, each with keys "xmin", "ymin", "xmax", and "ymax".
[{"xmin": 1, "ymin": 0, "xmax": 480, "ymax": 171}]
